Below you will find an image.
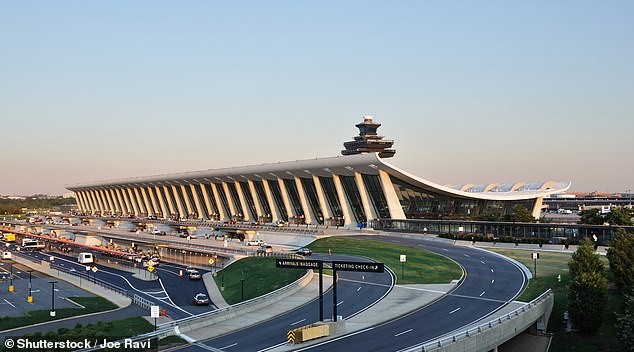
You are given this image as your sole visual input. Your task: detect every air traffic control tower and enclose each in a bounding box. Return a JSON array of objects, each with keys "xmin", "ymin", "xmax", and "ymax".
[{"xmin": 341, "ymin": 115, "xmax": 396, "ymax": 158}]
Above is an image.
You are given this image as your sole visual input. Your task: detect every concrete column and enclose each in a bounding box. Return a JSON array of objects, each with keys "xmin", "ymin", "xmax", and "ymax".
[
  {"xmin": 94, "ymin": 190, "xmax": 107, "ymax": 214},
  {"xmin": 126, "ymin": 188, "xmax": 141, "ymax": 216},
  {"xmin": 277, "ymin": 178, "xmax": 294, "ymax": 219},
  {"xmin": 163, "ymin": 186, "xmax": 178, "ymax": 217},
  {"xmin": 105, "ymin": 189, "xmax": 117, "ymax": 214},
  {"xmin": 221, "ymin": 182, "xmax": 237, "ymax": 219},
  {"xmin": 312, "ymin": 175, "xmax": 331, "ymax": 220},
  {"xmin": 76, "ymin": 191, "xmax": 88, "ymax": 212},
  {"xmin": 73, "ymin": 192, "xmax": 82, "ymax": 211},
  {"xmin": 133, "ymin": 187, "xmax": 146, "ymax": 216},
  {"xmin": 199, "ymin": 183, "xmax": 215, "ymax": 219},
  {"xmin": 531, "ymin": 197, "xmax": 543, "ymax": 219},
  {"xmin": 170, "ymin": 185, "xmax": 186, "ymax": 219},
  {"xmin": 140, "ymin": 187, "xmax": 154, "ymax": 217},
  {"xmin": 262, "ymin": 180, "xmax": 281, "ymax": 222},
  {"xmin": 115, "ymin": 188, "xmax": 129, "ymax": 215},
  {"xmin": 355, "ymin": 172, "xmax": 376, "ymax": 221},
  {"xmin": 179, "ymin": 184, "xmax": 194, "ymax": 217},
  {"xmin": 234, "ymin": 181, "xmax": 252, "ymax": 221},
  {"xmin": 189, "ymin": 184, "xmax": 205, "ymax": 219},
  {"xmin": 155, "ymin": 186, "xmax": 170, "ymax": 218},
  {"xmin": 145, "ymin": 187, "xmax": 159, "ymax": 216},
  {"xmin": 247, "ymin": 180, "xmax": 264, "ymax": 219},
  {"xmin": 378, "ymin": 170, "xmax": 405, "ymax": 219},
  {"xmin": 86, "ymin": 190, "xmax": 99, "ymax": 213},
  {"xmin": 295, "ymin": 177, "xmax": 315, "ymax": 225},
  {"xmin": 102, "ymin": 189, "xmax": 115, "ymax": 215},
  {"xmin": 210, "ymin": 183, "xmax": 227, "ymax": 221},
  {"xmin": 332, "ymin": 175, "xmax": 354, "ymax": 226}
]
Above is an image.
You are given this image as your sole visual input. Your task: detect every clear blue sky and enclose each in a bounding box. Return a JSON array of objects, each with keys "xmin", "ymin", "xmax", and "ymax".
[{"xmin": 1, "ymin": 1, "xmax": 632, "ymax": 195}]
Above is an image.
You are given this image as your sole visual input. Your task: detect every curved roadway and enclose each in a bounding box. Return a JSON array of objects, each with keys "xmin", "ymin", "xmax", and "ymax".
[{"xmin": 177, "ymin": 234, "xmax": 526, "ymax": 352}]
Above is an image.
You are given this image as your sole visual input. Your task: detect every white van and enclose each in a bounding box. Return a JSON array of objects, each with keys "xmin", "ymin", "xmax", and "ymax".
[
  {"xmin": 78, "ymin": 252, "xmax": 94, "ymax": 264},
  {"xmin": 1, "ymin": 251, "xmax": 11, "ymax": 260}
]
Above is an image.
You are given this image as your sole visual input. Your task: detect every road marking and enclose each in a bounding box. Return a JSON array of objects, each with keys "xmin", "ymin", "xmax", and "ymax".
[
  {"xmin": 357, "ymin": 287, "xmax": 361, "ymax": 292},
  {"xmin": 291, "ymin": 319, "xmax": 306, "ymax": 326},
  {"xmin": 362, "ymin": 275, "xmax": 365, "ymax": 280},
  {"xmin": 4, "ymin": 299, "xmax": 15, "ymax": 308},
  {"xmin": 193, "ymin": 342, "xmax": 224, "ymax": 351},
  {"xmin": 491, "ymin": 279, "xmax": 495, "ymax": 284},
  {"xmin": 449, "ymin": 307, "xmax": 461, "ymax": 314},
  {"xmin": 480, "ymin": 261, "xmax": 486, "ymax": 265},
  {"xmin": 491, "ymin": 269, "xmax": 494, "ymax": 273},
  {"xmin": 220, "ymin": 343, "xmax": 238, "ymax": 349},
  {"xmin": 442, "ymin": 248, "xmax": 449, "ymax": 251},
  {"xmin": 463, "ymin": 254, "xmax": 470, "ymax": 257},
  {"xmin": 337, "ymin": 301, "xmax": 344, "ymax": 306},
  {"xmin": 480, "ymin": 291, "xmax": 485, "ymax": 297},
  {"xmin": 394, "ymin": 328, "xmax": 413, "ymax": 337}
]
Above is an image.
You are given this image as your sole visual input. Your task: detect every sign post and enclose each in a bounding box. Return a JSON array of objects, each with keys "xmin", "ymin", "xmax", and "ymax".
[
  {"xmin": 400, "ymin": 255, "xmax": 407, "ymax": 280},
  {"xmin": 150, "ymin": 305, "xmax": 160, "ymax": 331},
  {"xmin": 331, "ymin": 261, "xmax": 384, "ymax": 322},
  {"xmin": 532, "ymin": 252, "xmax": 539, "ymax": 278},
  {"xmin": 276, "ymin": 258, "xmax": 324, "ymax": 321}
]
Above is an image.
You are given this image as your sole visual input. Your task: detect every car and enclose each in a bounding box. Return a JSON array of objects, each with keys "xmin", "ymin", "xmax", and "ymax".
[
  {"xmin": 246, "ymin": 239, "xmax": 265, "ymax": 246},
  {"xmin": 257, "ymin": 245, "xmax": 273, "ymax": 255},
  {"xmin": 151, "ymin": 229, "xmax": 161, "ymax": 235},
  {"xmin": 297, "ymin": 247, "xmax": 313, "ymax": 256},
  {"xmin": 194, "ymin": 293, "xmax": 209, "ymax": 305},
  {"xmin": 189, "ymin": 270, "xmax": 201, "ymax": 280},
  {"xmin": 129, "ymin": 227, "xmax": 138, "ymax": 232},
  {"xmin": 185, "ymin": 266, "xmax": 197, "ymax": 274}
]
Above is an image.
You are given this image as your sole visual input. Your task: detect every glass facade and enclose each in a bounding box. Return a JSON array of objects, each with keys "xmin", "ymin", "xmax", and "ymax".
[
  {"xmin": 301, "ymin": 177, "xmax": 324, "ymax": 224},
  {"xmin": 339, "ymin": 175, "xmax": 367, "ymax": 224},
  {"xmin": 390, "ymin": 177, "xmax": 536, "ymax": 220},
  {"xmin": 283, "ymin": 179, "xmax": 305, "ymax": 223},
  {"xmin": 253, "ymin": 181, "xmax": 272, "ymax": 219},
  {"xmin": 174, "ymin": 186, "xmax": 189, "ymax": 218},
  {"xmin": 361, "ymin": 174, "xmax": 390, "ymax": 219},
  {"xmin": 184, "ymin": 185, "xmax": 197, "ymax": 217},
  {"xmin": 192, "ymin": 184, "xmax": 209, "ymax": 219},
  {"xmin": 226, "ymin": 182, "xmax": 244, "ymax": 220},
  {"xmin": 166, "ymin": 187, "xmax": 179, "ymax": 216},
  {"xmin": 239, "ymin": 181, "xmax": 258, "ymax": 221},
  {"xmin": 202, "ymin": 184, "xmax": 220, "ymax": 217},
  {"xmin": 267, "ymin": 180, "xmax": 289, "ymax": 222},
  {"xmin": 319, "ymin": 176, "xmax": 343, "ymax": 223}
]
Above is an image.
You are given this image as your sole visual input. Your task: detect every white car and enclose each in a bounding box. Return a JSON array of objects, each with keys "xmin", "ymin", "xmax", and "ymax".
[{"xmin": 246, "ymin": 239, "xmax": 266, "ymax": 246}]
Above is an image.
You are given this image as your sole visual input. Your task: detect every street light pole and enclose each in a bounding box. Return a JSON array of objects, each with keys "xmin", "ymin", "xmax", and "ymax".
[
  {"xmin": 9, "ymin": 263, "xmax": 14, "ymax": 292},
  {"xmin": 27, "ymin": 270, "xmax": 33, "ymax": 303},
  {"xmin": 49, "ymin": 281, "xmax": 58, "ymax": 317}
]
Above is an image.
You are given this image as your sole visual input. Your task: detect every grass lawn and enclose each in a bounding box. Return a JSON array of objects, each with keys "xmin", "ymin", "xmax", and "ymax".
[
  {"xmin": 214, "ymin": 256, "xmax": 306, "ymax": 305},
  {"xmin": 0, "ymin": 296, "xmax": 118, "ymax": 331},
  {"xmin": 308, "ymin": 237, "xmax": 462, "ymax": 284},
  {"xmin": 489, "ymin": 248, "xmax": 623, "ymax": 352}
]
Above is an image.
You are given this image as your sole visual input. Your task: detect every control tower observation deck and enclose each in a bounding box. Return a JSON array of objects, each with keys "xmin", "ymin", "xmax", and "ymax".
[{"xmin": 341, "ymin": 115, "xmax": 396, "ymax": 158}]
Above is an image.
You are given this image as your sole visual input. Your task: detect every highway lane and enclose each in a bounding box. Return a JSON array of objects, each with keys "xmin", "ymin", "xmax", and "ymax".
[
  {"xmin": 177, "ymin": 253, "xmax": 394, "ymax": 352},
  {"xmin": 300, "ymin": 235, "xmax": 526, "ymax": 351},
  {"xmin": 12, "ymin": 249, "xmax": 216, "ymax": 319}
]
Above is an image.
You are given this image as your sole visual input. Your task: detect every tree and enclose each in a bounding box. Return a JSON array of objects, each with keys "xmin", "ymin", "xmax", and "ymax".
[
  {"xmin": 509, "ymin": 205, "xmax": 536, "ymax": 223},
  {"xmin": 567, "ymin": 238, "xmax": 608, "ymax": 334},
  {"xmin": 607, "ymin": 228, "xmax": 634, "ymax": 291},
  {"xmin": 605, "ymin": 207, "xmax": 634, "ymax": 226},
  {"xmin": 579, "ymin": 208, "xmax": 604, "ymax": 225},
  {"xmin": 616, "ymin": 293, "xmax": 634, "ymax": 352}
]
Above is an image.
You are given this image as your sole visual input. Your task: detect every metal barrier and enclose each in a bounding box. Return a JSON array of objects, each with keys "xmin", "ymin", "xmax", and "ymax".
[
  {"xmin": 12, "ymin": 251, "xmax": 43, "ymax": 265},
  {"xmin": 403, "ymin": 289, "xmax": 554, "ymax": 352},
  {"xmin": 133, "ymin": 294, "xmax": 154, "ymax": 310}
]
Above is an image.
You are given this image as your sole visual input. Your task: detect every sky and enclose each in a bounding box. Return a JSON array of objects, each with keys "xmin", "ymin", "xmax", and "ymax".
[{"xmin": 1, "ymin": 1, "xmax": 633, "ymax": 196}]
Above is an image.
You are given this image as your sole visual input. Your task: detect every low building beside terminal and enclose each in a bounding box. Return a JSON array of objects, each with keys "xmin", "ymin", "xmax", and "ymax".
[{"xmin": 66, "ymin": 116, "xmax": 570, "ymax": 227}]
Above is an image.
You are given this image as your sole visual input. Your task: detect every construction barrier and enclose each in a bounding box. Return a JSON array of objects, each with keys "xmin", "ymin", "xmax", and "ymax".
[{"xmin": 287, "ymin": 324, "xmax": 329, "ymax": 344}]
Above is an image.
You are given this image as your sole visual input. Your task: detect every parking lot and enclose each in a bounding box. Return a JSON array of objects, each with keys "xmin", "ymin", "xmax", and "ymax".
[{"xmin": 0, "ymin": 261, "xmax": 95, "ymax": 318}]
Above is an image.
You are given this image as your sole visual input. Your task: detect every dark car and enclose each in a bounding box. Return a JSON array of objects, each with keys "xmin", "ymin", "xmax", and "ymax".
[
  {"xmin": 297, "ymin": 247, "xmax": 313, "ymax": 256},
  {"xmin": 194, "ymin": 293, "xmax": 209, "ymax": 305}
]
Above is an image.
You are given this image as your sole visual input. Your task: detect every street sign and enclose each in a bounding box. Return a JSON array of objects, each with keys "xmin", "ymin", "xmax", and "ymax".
[
  {"xmin": 148, "ymin": 265, "xmax": 154, "ymax": 273},
  {"xmin": 276, "ymin": 258, "xmax": 322, "ymax": 269},
  {"xmin": 91, "ymin": 266, "xmax": 98, "ymax": 273},
  {"xmin": 150, "ymin": 305, "xmax": 160, "ymax": 318},
  {"xmin": 532, "ymin": 253, "xmax": 539, "ymax": 260},
  {"xmin": 287, "ymin": 329, "xmax": 296, "ymax": 343},
  {"xmin": 400, "ymin": 255, "xmax": 407, "ymax": 262},
  {"xmin": 208, "ymin": 258, "xmax": 215, "ymax": 265},
  {"xmin": 332, "ymin": 261, "xmax": 384, "ymax": 273}
]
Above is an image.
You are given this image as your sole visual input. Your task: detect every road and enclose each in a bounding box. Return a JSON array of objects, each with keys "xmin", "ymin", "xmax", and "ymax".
[{"xmin": 173, "ymin": 234, "xmax": 526, "ymax": 352}]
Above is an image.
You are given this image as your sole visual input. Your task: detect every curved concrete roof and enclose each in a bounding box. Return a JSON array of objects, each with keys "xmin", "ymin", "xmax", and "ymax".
[{"xmin": 66, "ymin": 153, "xmax": 571, "ymax": 200}]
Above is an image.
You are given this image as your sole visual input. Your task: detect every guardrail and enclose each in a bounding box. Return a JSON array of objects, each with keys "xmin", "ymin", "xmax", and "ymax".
[
  {"xmin": 404, "ymin": 289, "xmax": 554, "ymax": 352},
  {"xmin": 12, "ymin": 251, "xmax": 43, "ymax": 265},
  {"xmin": 133, "ymin": 294, "xmax": 155, "ymax": 310},
  {"xmin": 158, "ymin": 267, "xmax": 314, "ymax": 333}
]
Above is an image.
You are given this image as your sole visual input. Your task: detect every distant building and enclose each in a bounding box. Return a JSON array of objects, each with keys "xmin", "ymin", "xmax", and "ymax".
[{"xmin": 67, "ymin": 115, "xmax": 570, "ymax": 226}]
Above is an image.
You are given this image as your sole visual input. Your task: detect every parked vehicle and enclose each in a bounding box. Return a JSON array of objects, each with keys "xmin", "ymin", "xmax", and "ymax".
[
  {"xmin": 194, "ymin": 293, "xmax": 209, "ymax": 305},
  {"xmin": 246, "ymin": 239, "xmax": 265, "ymax": 246},
  {"xmin": 78, "ymin": 252, "xmax": 94, "ymax": 264}
]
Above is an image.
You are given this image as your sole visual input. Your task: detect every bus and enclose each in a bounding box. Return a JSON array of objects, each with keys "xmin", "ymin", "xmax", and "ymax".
[{"xmin": 22, "ymin": 239, "xmax": 45, "ymax": 251}]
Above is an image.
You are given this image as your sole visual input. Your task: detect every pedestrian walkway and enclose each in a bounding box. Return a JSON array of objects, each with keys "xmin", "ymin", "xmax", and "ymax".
[{"xmin": 202, "ymin": 272, "xmax": 228, "ymax": 308}]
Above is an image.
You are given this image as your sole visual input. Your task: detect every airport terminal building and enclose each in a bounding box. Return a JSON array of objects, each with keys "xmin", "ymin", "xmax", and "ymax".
[{"xmin": 66, "ymin": 116, "xmax": 570, "ymax": 227}]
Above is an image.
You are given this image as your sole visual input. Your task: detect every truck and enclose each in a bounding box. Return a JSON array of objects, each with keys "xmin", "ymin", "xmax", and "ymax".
[
  {"xmin": 2, "ymin": 233, "xmax": 16, "ymax": 242},
  {"xmin": 22, "ymin": 239, "xmax": 45, "ymax": 251},
  {"xmin": 78, "ymin": 252, "xmax": 94, "ymax": 264}
]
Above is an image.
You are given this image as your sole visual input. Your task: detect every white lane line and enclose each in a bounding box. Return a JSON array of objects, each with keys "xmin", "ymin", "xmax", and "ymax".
[
  {"xmin": 480, "ymin": 260, "xmax": 486, "ymax": 265},
  {"xmin": 480, "ymin": 291, "xmax": 485, "ymax": 297},
  {"xmin": 193, "ymin": 342, "xmax": 224, "ymax": 351},
  {"xmin": 357, "ymin": 287, "xmax": 361, "ymax": 292},
  {"xmin": 337, "ymin": 301, "xmax": 344, "ymax": 306},
  {"xmin": 463, "ymin": 254, "xmax": 470, "ymax": 257},
  {"xmin": 491, "ymin": 279, "xmax": 495, "ymax": 284},
  {"xmin": 491, "ymin": 269, "xmax": 494, "ymax": 273},
  {"xmin": 4, "ymin": 299, "xmax": 15, "ymax": 308},
  {"xmin": 449, "ymin": 307, "xmax": 461, "ymax": 314},
  {"xmin": 394, "ymin": 328, "xmax": 413, "ymax": 337},
  {"xmin": 362, "ymin": 275, "xmax": 365, "ymax": 280},
  {"xmin": 442, "ymin": 248, "xmax": 449, "ymax": 251},
  {"xmin": 220, "ymin": 343, "xmax": 238, "ymax": 349},
  {"xmin": 291, "ymin": 319, "xmax": 306, "ymax": 326}
]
